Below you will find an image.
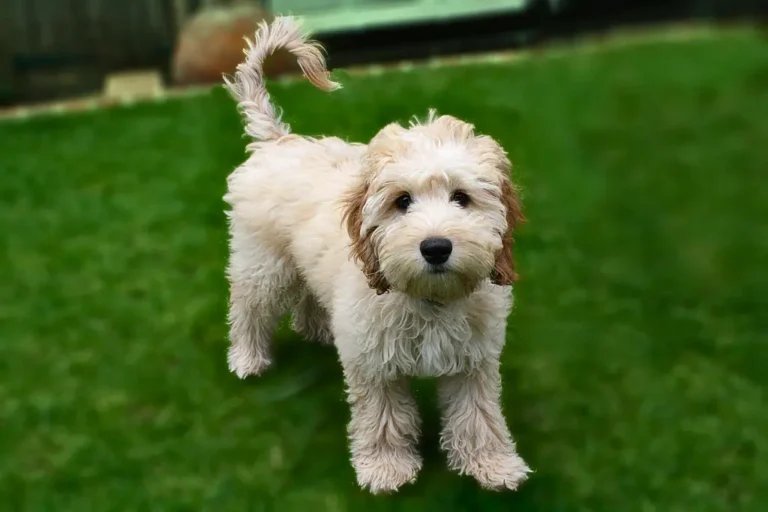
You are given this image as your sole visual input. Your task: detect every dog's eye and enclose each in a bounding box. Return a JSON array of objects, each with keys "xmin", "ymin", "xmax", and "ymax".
[
  {"xmin": 451, "ymin": 190, "xmax": 470, "ymax": 207},
  {"xmin": 394, "ymin": 193, "xmax": 412, "ymax": 212}
]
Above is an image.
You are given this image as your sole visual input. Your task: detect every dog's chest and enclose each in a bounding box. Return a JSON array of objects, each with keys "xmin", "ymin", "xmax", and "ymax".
[{"xmin": 367, "ymin": 302, "xmax": 493, "ymax": 378}]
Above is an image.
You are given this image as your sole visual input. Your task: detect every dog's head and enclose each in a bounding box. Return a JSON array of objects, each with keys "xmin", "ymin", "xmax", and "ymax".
[{"xmin": 342, "ymin": 111, "xmax": 524, "ymax": 303}]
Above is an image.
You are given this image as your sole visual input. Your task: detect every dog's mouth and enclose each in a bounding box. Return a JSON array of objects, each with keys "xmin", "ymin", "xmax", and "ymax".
[
  {"xmin": 403, "ymin": 262, "xmax": 480, "ymax": 303},
  {"xmin": 427, "ymin": 264, "xmax": 448, "ymax": 274}
]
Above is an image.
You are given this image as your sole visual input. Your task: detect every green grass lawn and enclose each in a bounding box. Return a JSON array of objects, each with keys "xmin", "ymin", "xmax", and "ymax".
[{"xmin": 2, "ymin": 28, "xmax": 768, "ymax": 511}]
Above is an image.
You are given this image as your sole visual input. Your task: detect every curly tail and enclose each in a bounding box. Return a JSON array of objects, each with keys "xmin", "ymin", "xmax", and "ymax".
[{"xmin": 223, "ymin": 16, "xmax": 341, "ymax": 142}]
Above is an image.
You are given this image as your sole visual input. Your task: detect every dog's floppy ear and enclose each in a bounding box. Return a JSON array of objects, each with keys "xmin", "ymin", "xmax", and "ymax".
[
  {"xmin": 474, "ymin": 135, "xmax": 525, "ymax": 286},
  {"xmin": 341, "ymin": 180, "xmax": 391, "ymax": 294},
  {"xmin": 491, "ymin": 177, "xmax": 525, "ymax": 286}
]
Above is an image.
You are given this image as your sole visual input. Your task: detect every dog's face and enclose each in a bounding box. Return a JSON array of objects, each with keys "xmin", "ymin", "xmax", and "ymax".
[{"xmin": 343, "ymin": 113, "xmax": 524, "ymax": 302}]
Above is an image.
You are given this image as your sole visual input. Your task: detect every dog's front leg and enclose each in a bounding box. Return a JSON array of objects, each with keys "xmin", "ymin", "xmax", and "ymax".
[
  {"xmin": 343, "ymin": 367, "xmax": 422, "ymax": 494},
  {"xmin": 438, "ymin": 360, "xmax": 530, "ymax": 490}
]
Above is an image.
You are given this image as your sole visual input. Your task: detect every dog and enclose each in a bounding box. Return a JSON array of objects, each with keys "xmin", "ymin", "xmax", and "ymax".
[{"xmin": 223, "ymin": 16, "xmax": 530, "ymax": 494}]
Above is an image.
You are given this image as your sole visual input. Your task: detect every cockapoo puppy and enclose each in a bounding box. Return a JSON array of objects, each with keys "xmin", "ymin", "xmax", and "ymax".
[{"xmin": 223, "ymin": 16, "xmax": 530, "ymax": 494}]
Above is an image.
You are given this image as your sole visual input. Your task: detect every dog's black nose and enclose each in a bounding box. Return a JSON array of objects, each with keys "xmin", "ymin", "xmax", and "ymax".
[{"xmin": 420, "ymin": 237, "xmax": 453, "ymax": 265}]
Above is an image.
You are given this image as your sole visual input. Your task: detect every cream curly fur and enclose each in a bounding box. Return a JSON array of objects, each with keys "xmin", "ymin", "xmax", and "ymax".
[{"xmin": 223, "ymin": 16, "xmax": 530, "ymax": 494}]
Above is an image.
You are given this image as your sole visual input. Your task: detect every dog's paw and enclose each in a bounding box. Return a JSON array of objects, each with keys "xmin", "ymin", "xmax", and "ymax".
[
  {"xmin": 227, "ymin": 344, "xmax": 271, "ymax": 379},
  {"xmin": 354, "ymin": 448, "xmax": 422, "ymax": 495},
  {"xmin": 459, "ymin": 450, "xmax": 531, "ymax": 491}
]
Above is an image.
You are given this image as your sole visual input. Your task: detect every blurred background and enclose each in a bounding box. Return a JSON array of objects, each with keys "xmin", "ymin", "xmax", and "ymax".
[
  {"xmin": 1, "ymin": 1, "xmax": 767, "ymax": 511},
  {"xmin": 0, "ymin": 0, "xmax": 765, "ymax": 106}
]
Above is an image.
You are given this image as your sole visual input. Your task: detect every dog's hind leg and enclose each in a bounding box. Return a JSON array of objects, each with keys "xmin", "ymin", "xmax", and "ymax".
[
  {"xmin": 291, "ymin": 289, "xmax": 333, "ymax": 344},
  {"xmin": 226, "ymin": 228, "xmax": 298, "ymax": 378}
]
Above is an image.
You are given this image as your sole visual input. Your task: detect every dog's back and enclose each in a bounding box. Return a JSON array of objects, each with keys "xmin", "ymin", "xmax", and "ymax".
[{"xmin": 225, "ymin": 136, "xmax": 364, "ymax": 241}]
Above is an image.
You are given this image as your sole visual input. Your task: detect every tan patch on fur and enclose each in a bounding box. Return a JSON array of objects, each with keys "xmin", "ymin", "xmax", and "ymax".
[
  {"xmin": 465, "ymin": 130, "xmax": 525, "ymax": 286},
  {"xmin": 491, "ymin": 179, "xmax": 525, "ymax": 286},
  {"xmin": 341, "ymin": 180, "xmax": 392, "ymax": 294}
]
